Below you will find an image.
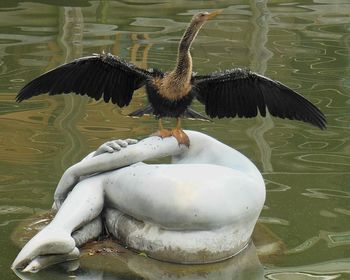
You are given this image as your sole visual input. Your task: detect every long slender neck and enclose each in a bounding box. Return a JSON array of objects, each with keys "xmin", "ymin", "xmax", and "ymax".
[{"xmin": 174, "ymin": 20, "xmax": 203, "ymax": 80}]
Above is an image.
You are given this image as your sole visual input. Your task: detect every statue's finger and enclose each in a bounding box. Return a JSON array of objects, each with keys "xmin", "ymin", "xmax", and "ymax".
[
  {"xmin": 125, "ymin": 138, "xmax": 138, "ymax": 144},
  {"xmin": 115, "ymin": 139, "xmax": 128, "ymax": 147},
  {"xmin": 108, "ymin": 142, "xmax": 121, "ymax": 151},
  {"xmin": 102, "ymin": 144, "xmax": 115, "ymax": 153}
]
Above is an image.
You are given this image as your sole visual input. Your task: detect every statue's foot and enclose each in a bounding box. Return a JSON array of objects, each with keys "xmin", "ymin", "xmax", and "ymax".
[
  {"xmin": 21, "ymin": 247, "xmax": 79, "ymax": 273},
  {"xmin": 171, "ymin": 128, "xmax": 190, "ymax": 147},
  {"xmin": 11, "ymin": 227, "xmax": 75, "ymax": 271}
]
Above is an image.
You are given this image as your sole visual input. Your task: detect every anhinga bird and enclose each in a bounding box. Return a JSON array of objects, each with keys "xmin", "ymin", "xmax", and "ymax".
[{"xmin": 16, "ymin": 10, "xmax": 326, "ymax": 147}]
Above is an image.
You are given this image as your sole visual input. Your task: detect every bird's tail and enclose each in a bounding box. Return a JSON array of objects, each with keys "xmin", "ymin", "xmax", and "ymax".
[
  {"xmin": 184, "ymin": 108, "xmax": 210, "ymax": 121},
  {"xmin": 128, "ymin": 105, "xmax": 154, "ymax": 117},
  {"xmin": 128, "ymin": 105, "xmax": 210, "ymax": 121}
]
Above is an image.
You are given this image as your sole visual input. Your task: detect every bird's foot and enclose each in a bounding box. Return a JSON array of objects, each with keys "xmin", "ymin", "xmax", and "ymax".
[
  {"xmin": 171, "ymin": 128, "xmax": 190, "ymax": 147},
  {"xmin": 152, "ymin": 129, "xmax": 173, "ymax": 139},
  {"xmin": 152, "ymin": 128, "xmax": 190, "ymax": 147}
]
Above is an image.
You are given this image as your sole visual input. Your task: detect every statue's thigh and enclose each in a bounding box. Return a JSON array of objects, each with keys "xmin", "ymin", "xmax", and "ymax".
[{"xmin": 104, "ymin": 164, "xmax": 263, "ymax": 230}]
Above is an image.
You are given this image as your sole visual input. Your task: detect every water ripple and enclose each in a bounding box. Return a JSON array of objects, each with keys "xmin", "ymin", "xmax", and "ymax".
[
  {"xmin": 297, "ymin": 154, "xmax": 350, "ymax": 166},
  {"xmin": 302, "ymin": 188, "xmax": 350, "ymax": 199},
  {"xmin": 265, "ymin": 179, "xmax": 291, "ymax": 192},
  {"xmin": 258, "ymin": 217, "xmax": 290, "ymax": 226}
]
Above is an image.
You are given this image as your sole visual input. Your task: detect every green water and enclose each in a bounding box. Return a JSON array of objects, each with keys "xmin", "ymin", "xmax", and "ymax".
[{"xmin": 0, "ymin": 0, "xmax": 349, "ymax": 279}]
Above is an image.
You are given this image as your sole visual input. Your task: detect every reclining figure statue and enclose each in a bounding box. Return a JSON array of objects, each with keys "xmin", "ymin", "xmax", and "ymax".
[{"xmin": 12, "ymin": 130, "xmax": 265, "ymax": 273}]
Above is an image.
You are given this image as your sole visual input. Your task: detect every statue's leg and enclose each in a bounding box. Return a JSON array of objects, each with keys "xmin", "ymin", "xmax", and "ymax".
[
  {"xmin": 103, "ymin": 163, "xmax": 264, "ymax": 230},
  {"xmin": 12, "ymin": 174, "xmax": 105, "ymax": 270},
  {"xmin": 102, "ymin": 163, "xmax": 265, "ymax": 264}
]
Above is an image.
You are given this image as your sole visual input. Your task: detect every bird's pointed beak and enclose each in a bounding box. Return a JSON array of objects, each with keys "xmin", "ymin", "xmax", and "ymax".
[{"xmin": 206, "ymin": 9, "xmax": 223, "ymax": 19}]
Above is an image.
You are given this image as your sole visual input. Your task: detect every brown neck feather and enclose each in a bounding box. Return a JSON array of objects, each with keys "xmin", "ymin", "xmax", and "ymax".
[{"xmin": 173, "ymin": 19, "xmax": 204, "ymax": 83}]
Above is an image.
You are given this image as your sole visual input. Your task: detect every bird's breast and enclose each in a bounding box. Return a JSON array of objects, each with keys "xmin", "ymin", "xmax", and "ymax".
[
  {"xmin": 145, "ymin": 77, "xmax": 196, "ymax": 118},
  {"xmin": 154, "ymin": 75, "xmax": 192, "ymax": 101}
]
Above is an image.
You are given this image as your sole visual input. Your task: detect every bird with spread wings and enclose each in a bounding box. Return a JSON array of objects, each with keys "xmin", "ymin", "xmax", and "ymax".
[{"xmin": 16, "ymin": 10, "xmax": 326, "ymax": 147}]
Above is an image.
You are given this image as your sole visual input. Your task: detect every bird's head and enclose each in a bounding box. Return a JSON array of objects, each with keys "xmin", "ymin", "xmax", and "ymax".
[
  {"xmin": 192, "ymin": 10, "xmax": 223, "ymax": 24},
  {"xmin": 178, "ymin": 9, "xmax": 223, "ymax": 52}
]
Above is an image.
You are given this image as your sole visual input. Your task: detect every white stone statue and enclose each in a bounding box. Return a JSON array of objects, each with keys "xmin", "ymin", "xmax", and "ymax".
[{"xmin": 11, "ymin": 130, "xmax": 265, "ymax": 273}]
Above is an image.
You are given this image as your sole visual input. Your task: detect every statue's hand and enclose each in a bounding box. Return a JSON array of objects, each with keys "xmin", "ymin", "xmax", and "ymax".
[
  {"xmin": 53, "ymin": 167, "xmax": 79, "ymax": 210},
  {"xmin": 93, "ymin": 139, "xmax": 138, "ymax": 157}
]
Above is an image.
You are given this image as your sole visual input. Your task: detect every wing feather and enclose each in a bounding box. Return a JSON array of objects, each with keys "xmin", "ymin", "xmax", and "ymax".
[
  {"xmin": 16, "ymin": 53, "xmax": 154, "ymax": 107},
  {"xmin": 194, "ymin": 69, "xmax": 326, "ymax": 129}
]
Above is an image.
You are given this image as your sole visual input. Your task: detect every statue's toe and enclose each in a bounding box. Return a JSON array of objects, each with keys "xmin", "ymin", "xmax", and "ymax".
[
  {"xmin": 12, "ymin": 228, "xmax": 75, "ymax": 271},
  {"xmin": 21, "ymin": 247, "xmax": 79, "ymax": 273}
]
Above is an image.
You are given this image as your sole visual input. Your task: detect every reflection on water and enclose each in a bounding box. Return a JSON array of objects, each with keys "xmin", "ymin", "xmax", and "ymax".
[
  {"xmin": 1, "ymin": 0, "xmax": 350, "ymax": 279},
  {"xmin": 14, "ymin": 244, "xmax": 264, "ymax": 280}
]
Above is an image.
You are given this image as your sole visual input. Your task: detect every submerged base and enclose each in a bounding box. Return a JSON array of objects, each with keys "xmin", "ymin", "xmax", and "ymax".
[{"xmin": 105, "ymin": 208, "xmax": 255, "ymax": 264}]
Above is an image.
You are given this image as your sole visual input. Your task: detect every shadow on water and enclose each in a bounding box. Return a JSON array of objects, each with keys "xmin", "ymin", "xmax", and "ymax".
[{"xmin": 1, "ymin": 0, "xmax": 350, "ymax": 279}]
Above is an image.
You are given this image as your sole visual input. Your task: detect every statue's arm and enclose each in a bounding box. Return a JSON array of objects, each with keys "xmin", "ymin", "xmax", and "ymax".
[
  {"xmin": 54, "ymin": 139, "xmax": 138, "ymax": 209},
  {"xmin": 54, "ymin": 136, "xmax": 187, "ymax": 209}
]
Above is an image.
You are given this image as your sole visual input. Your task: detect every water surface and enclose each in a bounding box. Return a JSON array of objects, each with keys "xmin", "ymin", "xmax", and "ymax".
[{"xmin": 0, "ymin": 0, "xmax": 349, "ymax": 279}]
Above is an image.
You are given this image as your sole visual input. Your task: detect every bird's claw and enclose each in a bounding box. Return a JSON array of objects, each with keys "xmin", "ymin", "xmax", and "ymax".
[
  {"xmin": 152, "ymin": 129, "xmax": 173, "ymax": 139},
  {"xmin": 152, "ymin": 129, "xmax": 190, "ymax": 147},
  {"xmin": 171, "ymin": 128, "xmax": 190, "ymax": 147}
]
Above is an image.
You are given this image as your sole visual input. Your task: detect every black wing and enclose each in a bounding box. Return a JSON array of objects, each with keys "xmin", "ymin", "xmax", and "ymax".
[
  {"xmin": 193, "ymin": 68, "xmax": 326, "ymax": 129},
  {"xmin": 16, "ymin": 53, "xmax": 155, "ymax": 107}
]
